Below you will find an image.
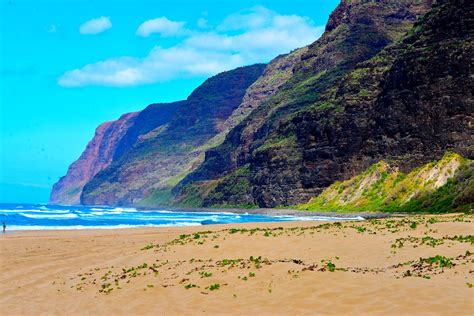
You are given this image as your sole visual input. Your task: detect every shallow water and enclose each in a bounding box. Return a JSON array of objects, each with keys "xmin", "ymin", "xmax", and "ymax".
[{"xmin": 0, "ymin": 203, "xmax": 363, "ymax": 230}]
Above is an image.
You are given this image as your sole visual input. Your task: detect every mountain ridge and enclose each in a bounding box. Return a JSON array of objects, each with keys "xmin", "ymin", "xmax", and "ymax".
[
  {"xmin": 174, "ymin": 0, "xmax": 440, "ymax": 208},
  {"xmin": 80, "ymin": 64, "xmax": 265, "ymax": 206}
]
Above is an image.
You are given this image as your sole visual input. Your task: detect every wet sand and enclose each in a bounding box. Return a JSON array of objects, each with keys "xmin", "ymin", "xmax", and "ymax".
[{"xmin": 1, "ymin": 214, "xmax": 473, "ymax": 315}]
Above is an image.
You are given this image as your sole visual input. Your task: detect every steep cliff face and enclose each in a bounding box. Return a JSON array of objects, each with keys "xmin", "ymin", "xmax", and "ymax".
[
  {"xmin": 271, "ymin": 0, "xmax": 473, "ymax": 207},
  {"xmin": 175, "ymin": 48, "xmax": 310, "ymax": 191},
  {"xmin": 49, "ymin": 112, "xmax": 138, "ymax": 205},
  {"xmin": 195, "ymin": 48, "xmax": 310, "ymax": 156},
  {"xmin": 176, "ymin": 0, "xmax": 437, "ymax": 207},
  {"xmin": 50, "ymin": 101, "xmax": 184, "ymax": 205},
  {"xmin": 80, "ymin": 64, "xmax": 265, "ymax": 206},
  {"xmin": 112, "ymin": 101, "xmax": 185, "ymax": 161}
]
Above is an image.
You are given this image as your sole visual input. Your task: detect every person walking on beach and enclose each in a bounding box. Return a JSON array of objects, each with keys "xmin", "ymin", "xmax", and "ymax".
[{"xmin": 2, "ymin": 222, "xmax": 5, "ymax": 233}]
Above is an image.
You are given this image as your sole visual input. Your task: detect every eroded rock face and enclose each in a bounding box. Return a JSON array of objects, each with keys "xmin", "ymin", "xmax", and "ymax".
[
  {"xmin": 176, "ymin": 48, "xmax": 309, "ymax": 190},
  {"xmin": 176, "ymin": 0, "xmax": 437, "ymax": 207},
  {"xmin": 50, "ymin": 101, "xmax": 184, "ymax": 205},
  {"xmin": 49, "ymin": 112, "xmax": 138, "ymax": 205},
  {"xmin": 250, "ymin": 0, "xmax": 473, "ymax": 207},
  {"xmin": 80, "ymin": 64, "xmax": 265, "ymax": 206}
]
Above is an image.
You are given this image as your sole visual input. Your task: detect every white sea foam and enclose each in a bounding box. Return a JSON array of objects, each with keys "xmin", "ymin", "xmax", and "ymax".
[
  {"xmin": 89, "ymin": 211, "xmax": 106, "ymax": 216},
  {"xmin": 0, "ymin": 209, "xmax": 71, "ymax": 214},
  {"xmin": 19, "ymin": 213, "xmax": 78, "ymax": 219},
  {"xmin": 8, "ymin": 222, "xmax": 202, "ymax": 231},
  {"xmin": 110, "ymin": 207, "xmax": 137, "ymax": 213}
]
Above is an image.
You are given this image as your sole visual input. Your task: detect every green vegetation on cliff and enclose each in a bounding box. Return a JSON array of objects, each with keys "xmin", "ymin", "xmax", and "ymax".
[
  {"xmin": 81, "ymin": 64, "xmax": 265, "ymax": 206},
  {"xmin": 176, "ymin": 0, "xmax": 442, "ymax": 208},
  {"xmin": 298, "ymin": 153, "xmax": 473, "ymax": 213},
  {"xmin": 176, "ymin": 0, "xmax": 473, "ymax": 209}
]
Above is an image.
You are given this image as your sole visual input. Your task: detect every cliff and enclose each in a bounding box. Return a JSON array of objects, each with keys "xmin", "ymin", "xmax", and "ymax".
[
  {"xmin": 80, "ymin": 64, "xmax": 265, "ymax": 206},
  {"xmin": 175, "ymin": 0, "xmax": 443, "ymax": 208},
  {"xmin": 49, "ymin": 112, "xmax": 138, "ymax": 204}
]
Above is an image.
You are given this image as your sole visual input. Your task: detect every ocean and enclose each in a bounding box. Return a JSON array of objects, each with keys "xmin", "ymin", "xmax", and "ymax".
[{"xmin": 0, "ymin": 203, "xmax": 363, "ymax": 230}]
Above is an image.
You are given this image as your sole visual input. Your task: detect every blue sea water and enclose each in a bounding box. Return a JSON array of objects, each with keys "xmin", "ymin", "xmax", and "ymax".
[{"xmin": 0, "ymin": 203, "xmax": 363, "ymax": 230}]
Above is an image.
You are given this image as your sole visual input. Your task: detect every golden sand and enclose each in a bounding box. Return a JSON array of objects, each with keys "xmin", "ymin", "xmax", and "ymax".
[{"xmin": 1, "ymin": 214, "xmax": 473, "ymax": 315}]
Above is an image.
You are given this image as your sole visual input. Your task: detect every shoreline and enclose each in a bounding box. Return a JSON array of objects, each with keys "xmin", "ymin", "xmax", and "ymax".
[
  {"xmin": 5, "ymin": 207, "xmax": 398, "ymax": 232},
  {"xmin": 136, "ymin": 205, "xmax": 401, "ymax": 219},
  {"xmin": 1, "ymin": 203, "xmax": 407, "ymax": 233}
]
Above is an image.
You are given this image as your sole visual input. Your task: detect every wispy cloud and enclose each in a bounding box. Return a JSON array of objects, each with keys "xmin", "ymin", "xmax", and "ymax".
[
  {"xmin": 48, "ymin": 24, "xmax": 58, "ymax": 33},
  {"xmin": 59, "ymin": 7, "xmax": 323, "ymax": 87},
  {"xmin": 79, "ymin": 16, "xmax": 112, "ymax": 35},
  {"xmin": 136, "ymin": 17, "xmax": 188, "ymax": 37}
]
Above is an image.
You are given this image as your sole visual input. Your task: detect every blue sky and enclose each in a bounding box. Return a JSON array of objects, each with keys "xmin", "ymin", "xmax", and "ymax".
[{"xmin": 0, "ymin": 0, "xmax": 339, "ymax": 203}]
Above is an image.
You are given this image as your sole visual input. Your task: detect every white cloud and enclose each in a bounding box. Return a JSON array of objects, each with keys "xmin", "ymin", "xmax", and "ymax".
[
  {"xmin": 136, "ymin": 17, "xmax": 187, "ymax": 37},
  {"xmin": 197, "ymin": 18, "xmax": 208, "ymax": 29},
  {"xmin": 79, "ymin": 17, "xmax": 112, "ymax": 35},
  {"xmin": 60, "ymin": 7, "xmax": 324, "ymax": 87},
  {"xmin": 58, "ymin": 47, "xmax": 244, "ymax": 87},
  {"xmin": 218, "ymin": 6, "xmax": 273, "ymax": 31}
]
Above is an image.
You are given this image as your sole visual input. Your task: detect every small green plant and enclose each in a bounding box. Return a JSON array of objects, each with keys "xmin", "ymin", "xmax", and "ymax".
[
  {"xmin": 137, "ymin": 263, "xmax": 148, "ymax": 269},
  {"xmin": 141, "ymin": 243, "xmax": 155, "ymax": 250},
  {"xmin": 326, "ymin": 261, "xmax": 336, "ymax": 272},
  {"xmin": 199, "ymin": 271, "xmax": 213, "ymax": 278},
  {"xmin": 184, "ymin": 283, "xmax": 196, "ymax": 289},
  {"xmin": 427, "ymin": 218, "xmax": 439, "ymax": 224},
  {"xmin": 207, "ymin": 283, "xmax": 220, "ymax": 291},
  {"xmin": 423, "ymin": 255, "xmax": 453, "ymax": 268}
]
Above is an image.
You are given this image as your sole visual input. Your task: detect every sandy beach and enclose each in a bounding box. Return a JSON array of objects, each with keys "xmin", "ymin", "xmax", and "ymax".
[{"xmin": 1, "ymin": 214, "xmax": 473, "ymax": 315}]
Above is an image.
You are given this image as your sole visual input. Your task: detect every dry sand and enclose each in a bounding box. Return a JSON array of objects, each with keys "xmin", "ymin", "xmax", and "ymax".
[{"xmin": 1, "ymin": 214, "xmax": 473, "ymax": 315}]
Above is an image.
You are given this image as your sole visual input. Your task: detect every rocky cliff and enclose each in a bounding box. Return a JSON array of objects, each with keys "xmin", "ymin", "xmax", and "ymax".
[
  {"xmin": 80, "ymin": 64, "xmax": 265, "ymax": 206},
  {"xmin": 49, "ymin": 112, "xmax": 138, "ymax": 204},
  {"xmin": 176, "ymin": 0, "xmax": 444, "ymax": 207},
  {"xmin": 249, "ymin": 0, "xmax": 473, "ymax": 207}
]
